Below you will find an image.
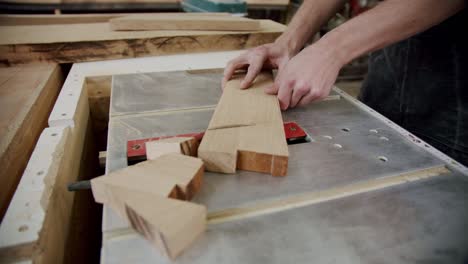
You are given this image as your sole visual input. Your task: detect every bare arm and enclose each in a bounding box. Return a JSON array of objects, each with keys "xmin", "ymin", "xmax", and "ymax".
[
  {"xmin": 319, "ymin": 0, "xmax": 466, "ymax": 66},
  {"xmin": 274, "ymin": 0, "xmax": 466, "ymax": 110},
  {"xmin": 275, "ymin": 0, "xmax": 347, "ymax": 56},
  {"xmin": 222, "ymin": 0, "xmax": 346, "ymax": 88}
]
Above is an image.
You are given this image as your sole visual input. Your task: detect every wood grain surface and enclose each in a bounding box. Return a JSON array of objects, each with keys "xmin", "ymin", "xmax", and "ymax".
[
  {"xmin": 199, "ymin": 72, "xmax": 289, "ymax": 176},
  {"xmin": 0, "ymin": 64, "xmax": 63, "ymax": 221},
  {"xmin": 0, "ymin": 20, "xmax": 285, "ymax": 65}
]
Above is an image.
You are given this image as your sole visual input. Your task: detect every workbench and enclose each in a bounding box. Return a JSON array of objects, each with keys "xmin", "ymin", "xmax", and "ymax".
[
  {"xmin": 101, "ymin": 52, "xmax": 468, "ymax": 263},
  {"xmin": 1, "ymin": 51, "xmax": 466, "ymax": 263}
]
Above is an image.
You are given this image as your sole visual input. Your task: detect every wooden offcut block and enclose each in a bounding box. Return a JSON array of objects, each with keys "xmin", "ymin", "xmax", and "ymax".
[
  {"xmin": 198, "ymin": 72, "xmax": 289, "ymax": 176},
  {"xmin": 91, "ymin": 153, "xmax": 206, "ymax": 259}
]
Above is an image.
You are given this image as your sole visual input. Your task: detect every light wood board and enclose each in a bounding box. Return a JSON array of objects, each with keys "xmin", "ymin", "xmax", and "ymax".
[
  {"xmin": 199, "ymin": 72, "xmax": 289, "ymax": 176},
  {"xmin": 0, "ymin": 13, "xmax": 230, "ymax": 26},
  {"xmin": 0, "ymin": 0, "xmax": 176, "ymax": 4},
  {"xmin": 91, "ymin": 153, "xmax": 206, "ymax": 259},
  {"xmin": 0, "ymin": 20, "xmax": 285, "ymax": 65},
  {"xmin": 110, "ymin": 15, "xmax": 260, "ymax": 31},
  {"xmin": 0, "ymin": 13, "xmax": 125, "ymax": 25},
  {"xmin": 0, "ymin": 64, "xmax": 63, "ymax": 221}
]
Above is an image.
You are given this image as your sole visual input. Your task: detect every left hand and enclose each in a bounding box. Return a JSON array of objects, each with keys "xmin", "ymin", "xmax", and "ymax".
[{"xmin": 265, "ymin": 43, "xmax": 345, "ymax": 110}]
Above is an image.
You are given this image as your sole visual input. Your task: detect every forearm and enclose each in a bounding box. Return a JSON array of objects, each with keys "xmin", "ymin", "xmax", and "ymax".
[
  {"xmin": 316, "ymin": 0, "xmax": 466, "ymax": 65},
  {"xmin": 276, "ymin": 0, "xmax": 346, "ymax": 55}
]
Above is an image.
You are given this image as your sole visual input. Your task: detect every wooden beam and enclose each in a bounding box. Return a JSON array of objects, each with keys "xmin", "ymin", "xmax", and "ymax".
[
  {"xmin": 198, "ymin": 72, "xmax": 289, "ymax": 176},
  {"xmin": 0, "ymin": 13, "xmax": 228, "ymax": 26},
  {"xmin": 0, "ymin": 20, "xmax": 285, "ymax": 65},
  {"xmin": 0, "ymin": 64, "xmax": 63, "ymax": 221},
  {"xmin": 91, "ymin": 153, "xmax": 206, "ymax": 259},
  {"xmin": 0, "ymin": 14, "xmax": 125, "ymax": 26},
  {"xmin": 246, "ymin": 0, "xmax": 289, "ymax": 6},
  {"xmin": 110, "ymin": 15, "xmax": 260, "ymax": 31}
]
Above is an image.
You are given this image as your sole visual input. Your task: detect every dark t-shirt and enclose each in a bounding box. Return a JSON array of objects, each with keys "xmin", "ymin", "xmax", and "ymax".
[{"xmin": 359, "ymin": 8, "xmax": 468, "ymax": 165}]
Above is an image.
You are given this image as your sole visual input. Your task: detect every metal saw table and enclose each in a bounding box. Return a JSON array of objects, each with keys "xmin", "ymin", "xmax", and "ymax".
[{"xmin": 101, "ymin": 68, "xmax": 468, "ymax": 263}]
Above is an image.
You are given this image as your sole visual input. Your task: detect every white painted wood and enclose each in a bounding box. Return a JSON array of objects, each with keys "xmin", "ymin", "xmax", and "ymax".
[
  {"xmin": 0, "ymin": 126, "xmax": 69, "ymax": 248},
  {"xmin": 48, "ymin": 50, "xmax": 243, "ymax": 128}
]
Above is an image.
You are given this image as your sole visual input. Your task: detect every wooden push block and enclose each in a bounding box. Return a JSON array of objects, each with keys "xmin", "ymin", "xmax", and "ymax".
[
  {"xmin": 198, "ymin": 72, "xmax": 289, "ymax": 176},
  {"xmin": 145, "ymin": 136, "xmax": 199, "ymax": 160},
  {"xmin": 91, "ymin": 153, "xmax": 206, "ymax": 259}
]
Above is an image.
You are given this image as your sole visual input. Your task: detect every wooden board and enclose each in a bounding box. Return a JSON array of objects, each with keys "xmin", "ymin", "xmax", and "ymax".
[
  {"xmin": 0, "ymin": 20, "xmax": 285, "ymax": 65},
  {"xmin": 0, "ymin": 14, "xmax": 124, "ymax": 25},
  {"xmin": 0, "ymin": 64, "xmax": 63, "ymax": 221},
  {"xmin": 198, "ymin": 72, "xmax": 289, "ymax": 176},
  {"xmin": 110, "ymin": 15, "xmax": 260, "ymax": 31},
  {"xmin": 91, "ymin": 153, "xmax": 206, "ymax": 259},
  {"xmin": 0, "ymin": 13, "xmax": 230, "ymax": 26},
  {"xmin": 246, "ymin": 0, "xmax": 289, "ymax": 6}
]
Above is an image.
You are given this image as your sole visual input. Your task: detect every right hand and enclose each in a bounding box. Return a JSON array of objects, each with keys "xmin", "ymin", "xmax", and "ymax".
[{"xmin": 222, "ymin": 42, "xmax": 293, "ymax": 89}]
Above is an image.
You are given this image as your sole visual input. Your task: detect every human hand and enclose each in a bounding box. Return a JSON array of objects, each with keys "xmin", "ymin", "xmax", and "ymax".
[
  {"xmin": 265, "ymin": 43, "xmax": 345, "ymax": 110},
  {"xmin": 222, "ymin": 41, "xmax": 294, "ymax": 89}
]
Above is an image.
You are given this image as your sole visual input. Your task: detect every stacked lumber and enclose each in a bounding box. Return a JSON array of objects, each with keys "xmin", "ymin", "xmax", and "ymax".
[
  {"xmin": 0, "ymin": 13, "xmax": 286, "ymax": 65},
  {"xmin": 0, "ymin": 64, "xmax": 63, "ymax": 221}
]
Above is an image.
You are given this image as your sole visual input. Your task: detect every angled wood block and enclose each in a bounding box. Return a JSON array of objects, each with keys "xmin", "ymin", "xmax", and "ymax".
[
  {"xmin": 198, "ymin": 72, "xmax": 289, "ymax": 176},
  {"xmin": 98, "ymin": 185, "xmax": 206, "ymax": 259},
  {"xmin": 91, "ymin": 153, "xmax": 206, "ymax": 259},
  {"xmin": 110, "ymin": 15, "xmax": 260, "ymax": 31},
  {"xmin": 92, "ymin": 153, "xmax": 204, "ymax": 201},
  {"xmin": 146, "ymin": 136, "xmax": 199, "ymax": 160}
]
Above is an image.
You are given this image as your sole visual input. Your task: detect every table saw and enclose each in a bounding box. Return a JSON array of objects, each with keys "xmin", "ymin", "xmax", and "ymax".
[{"xmin": 99, "ymin": 52, "xmax": 468, "ymax": 263}]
